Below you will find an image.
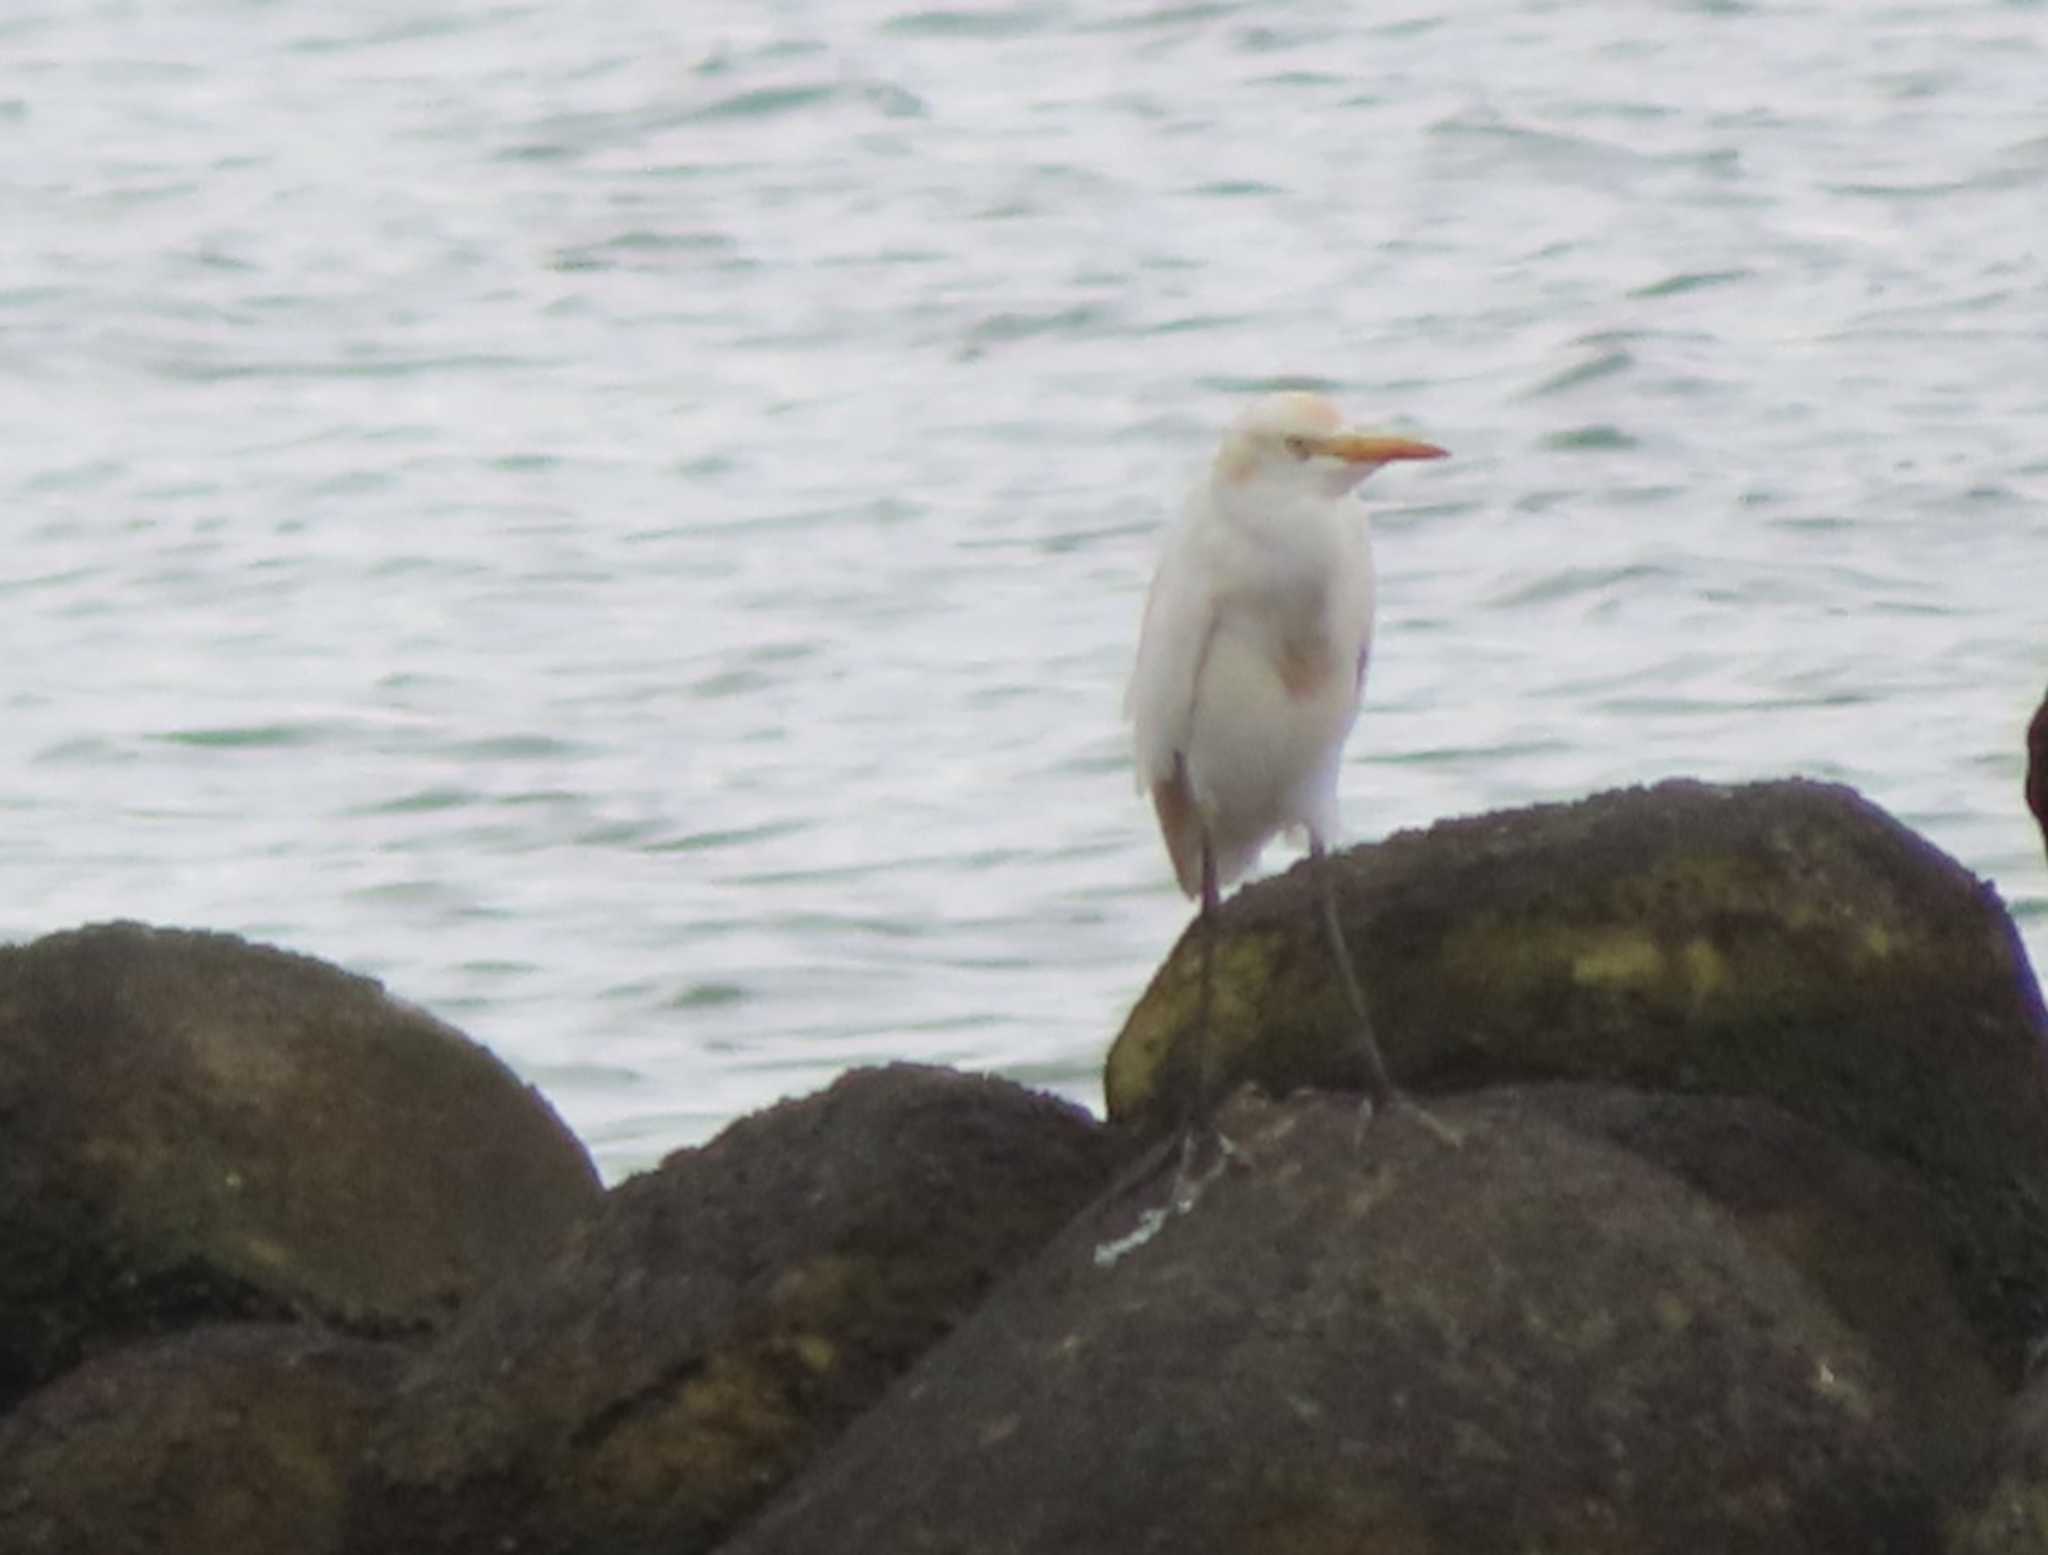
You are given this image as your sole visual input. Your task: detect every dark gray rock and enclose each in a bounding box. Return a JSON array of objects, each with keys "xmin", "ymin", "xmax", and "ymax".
[
  {"xmin": 0, "ymin": 922, "xmax": 601, "ymax": 1405},
  {"xmin": 1509, "ymin": 1084, "xmax": 2003, "ymax": 1503},
  {"xmin": 1947, "ymin": 1369, "xmax": 2048, "ymax": 1553},
  {"xmin": 1110, "ymin": 779, "xmax": 2048, "ymax": 1373},
  {"xmin": 726, "ymin": 1089, "xmax": 1938, "ymax": 1555},
  {"xmin": 344, "ymin": 1063, "xmax": 1130, "ymax": 1555},
  {"xmin": 0, "ymin": 1322, "xmax": 402, "ymax": 1555}
]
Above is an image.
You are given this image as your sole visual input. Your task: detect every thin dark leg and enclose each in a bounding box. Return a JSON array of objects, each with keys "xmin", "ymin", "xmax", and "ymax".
[
  {"xmin": 1195, "ymin": 833, "xmax": 1219, "ymax": 1122},
  {"xmin": 1312, "ymin": 838, "xmax": 1462, "ymax": 1146},
  {"xmin": 1310, "ymin": 838, "xmax": 1396, "ymax": 1111},
  {"xmin": 1167, "ymin": 834, "xmax": 1232, "ymax": 1206}
]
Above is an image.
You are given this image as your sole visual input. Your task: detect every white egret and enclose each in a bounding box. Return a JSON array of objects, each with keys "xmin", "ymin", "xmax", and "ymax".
[{"xmin": 1126, "ymin": 389, "xmax": 1446, "ymax": 1127}]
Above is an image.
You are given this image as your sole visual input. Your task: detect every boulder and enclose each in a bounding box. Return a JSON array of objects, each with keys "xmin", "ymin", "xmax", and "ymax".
[
  {"xmin": 0, "ymin": 1322, "xmax": 402, "ymax": 1555},
  {"xmin": 1949, "ymin": 1370, "xmax": 2048, "ymax": 1553},
  {"xmin": 726, "ymin": 1089, "xmax": 1938, "ymax": 1555},
  {"xmin": 1109, "ymin": 780, "xmax": 2048, "ymax": 1371},
  {"xmin": 344, "ymin": 1064, "xmax": 1129, "ymax": 1555},
  {"xmin": 0, "ymin": 922, "xmax": 600, "ymax": 1405},
  {"xmin": 1521, "ymin": 1084, "xmax": 2002, "ymax": 1501}
]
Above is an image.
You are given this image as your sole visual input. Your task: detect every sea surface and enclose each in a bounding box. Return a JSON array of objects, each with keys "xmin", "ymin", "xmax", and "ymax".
[{"xmin": 4, "ymin": 0, "xmax": 2044, "ymax": 1180}]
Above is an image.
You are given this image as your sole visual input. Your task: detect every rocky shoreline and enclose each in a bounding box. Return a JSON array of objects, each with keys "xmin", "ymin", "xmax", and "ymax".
[{"xmin": 4, "ymin": 777, "xmax": 2047, "ymax": 1552}]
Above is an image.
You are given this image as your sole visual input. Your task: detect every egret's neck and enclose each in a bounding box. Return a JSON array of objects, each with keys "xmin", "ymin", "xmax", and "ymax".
[
  {"xmin": 1213, "ymin": 473, "xmax": 1368, "ymax": 547},
  {"xmin": 1205, "ymin": 479, "xmax": 1368, "ymax": 632}
]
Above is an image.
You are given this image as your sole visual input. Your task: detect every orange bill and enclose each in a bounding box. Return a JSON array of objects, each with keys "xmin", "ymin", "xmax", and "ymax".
[{"xmin": 1317, "ymin": 432, "xmax": 1449, "ymax": 463}]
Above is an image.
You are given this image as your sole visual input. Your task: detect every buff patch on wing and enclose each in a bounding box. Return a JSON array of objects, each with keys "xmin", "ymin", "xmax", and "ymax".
[{"xmin": 1278, "ymin": 637, "xmax": 1337, "ymax": 701}]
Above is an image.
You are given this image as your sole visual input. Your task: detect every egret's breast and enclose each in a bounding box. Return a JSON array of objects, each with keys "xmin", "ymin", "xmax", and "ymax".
[
  {"xmin": 1276, "ymin": 629, "xmax": 1338, "ymax": 701},
  {"xmin": 1242, "ymin": 562, "xmax": 1338, "ymax": 700}
]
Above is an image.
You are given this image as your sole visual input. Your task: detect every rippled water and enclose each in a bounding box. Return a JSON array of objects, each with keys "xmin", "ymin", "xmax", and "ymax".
[{"xmin": 5, "ymin": 0, "xmax": 2044, "ymax": 1178}]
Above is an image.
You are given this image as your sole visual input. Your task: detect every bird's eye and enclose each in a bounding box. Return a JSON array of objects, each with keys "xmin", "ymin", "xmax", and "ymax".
[{"xmin": 1284, "ymin": 436, "xmax": 1312, "ymax": 460}]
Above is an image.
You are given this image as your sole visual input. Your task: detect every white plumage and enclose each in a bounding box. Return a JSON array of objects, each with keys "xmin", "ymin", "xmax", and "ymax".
[{"xmin": 1127, "ymin": 391, "xmax": 1445, "ymax": 903}]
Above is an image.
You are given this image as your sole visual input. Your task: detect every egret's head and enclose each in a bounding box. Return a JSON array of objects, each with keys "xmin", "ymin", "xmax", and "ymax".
[{"xmin": 1215, "ymin": 390, "xmax": 1446, "ymax": 497}]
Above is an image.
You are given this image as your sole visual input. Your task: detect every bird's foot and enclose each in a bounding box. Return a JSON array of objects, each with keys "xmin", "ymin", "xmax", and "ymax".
[
  {"xmin": 1354, "ymin": 1089, "xmax": 1465, "ymax": 1151},
  {"xmin": 1090, "ymin": 1121, "xmax": 1242, "ymax": 1269},
  {"xmin": 1169, "ymin": 1122, "xmax": 1240, "ymax": 1212}
]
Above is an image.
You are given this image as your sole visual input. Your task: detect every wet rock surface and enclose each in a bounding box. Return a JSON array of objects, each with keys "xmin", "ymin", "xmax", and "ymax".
[
  {"xmin": 1109, "ymin": 779, "xmax": 2048, "ymax": 1371},
  {"xmin": 0, "ymin": 922, "xmax": 601, "ymax": 1405},
  {"xmin": 1533, "ymin": 1084, "xmax": 2004, "ymax": 1501},
  {"xmin": 726, "ymin": 1089, "xmax": 1939, "ymax": 1555},
  {"xmin": 0, "ymin": 1322, "xmax": 403, "ymax": 1555},
  {"xmin": 1949, "ymin": 1368, "xmax": 2048, "ymax": 1554},
  {"xmin": 344, "ymin": 1063, "xmax": 1129, "ymax": 1555}
]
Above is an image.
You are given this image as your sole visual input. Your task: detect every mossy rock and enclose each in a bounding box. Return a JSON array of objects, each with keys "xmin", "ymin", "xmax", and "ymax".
[
  {"xmin": 0, "ymin": 1322, "xmax": 403, "ymax": 1555},
  {"xmin": 726, "ymin": 1090, "xmax": 1938, "ymax": 1555},
  {"xmin": 343, "ymin": 1064, "xmax": 1129, "ymax": 1555},
  {"xmin": 0, "ymin": 922, "xmax": 600, "ymax": 1405},
  {"xmin": 1109, "ymin": 779, "xmax": 2048, "ymax": 1373}
]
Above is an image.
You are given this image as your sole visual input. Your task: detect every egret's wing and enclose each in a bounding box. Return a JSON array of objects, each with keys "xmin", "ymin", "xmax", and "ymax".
[
  {"xmin": 1123, "ymin": 518, "xmax": 1217, "ymax": 795},
  {"xmin": 1335, "ymin": 519, "xmax": 1377, "ymax": 704},
  {"xmin": 1125, "ymin": 522, "xmax": 1220, "ymax": 899}
]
